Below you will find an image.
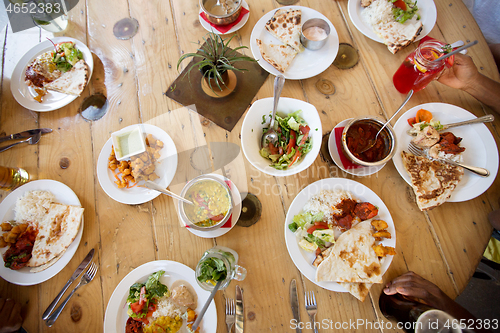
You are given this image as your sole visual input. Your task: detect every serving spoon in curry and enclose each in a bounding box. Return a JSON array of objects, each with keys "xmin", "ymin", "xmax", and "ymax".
[{"xmin": 358, "ymin": 89, "xmax": 413, "ymax": 154}]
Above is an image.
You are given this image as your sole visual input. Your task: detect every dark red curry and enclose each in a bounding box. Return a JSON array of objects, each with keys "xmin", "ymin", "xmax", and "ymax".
[
  {"xmin": 346, "ymin": 123, "xmax": 387, "ymax": 162},
  {"xmin": 3, "ymin": 225, "xmax": 38, "ymax": 270}
]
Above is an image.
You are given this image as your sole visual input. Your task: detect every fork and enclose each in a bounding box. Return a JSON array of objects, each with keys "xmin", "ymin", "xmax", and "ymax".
[
  {"xmin": 44, "ymin": 262, "xmax": 98, "ymax": 327},
  {"xmin": 0, "ymin": 131, "xmax": 41, "ymax": 153},
  {"xmin": 407, "ymin": 142, "xmax": 489, "ymax": 177},
  {"xmin": 226, "ymin": 298, "xmax": 235, "ymax": 333},
  {"xmin": 305, "ymin": 291, "xmax": 319, "ymax": 333}
]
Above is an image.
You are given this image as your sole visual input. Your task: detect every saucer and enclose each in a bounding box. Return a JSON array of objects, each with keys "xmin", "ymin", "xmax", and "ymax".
[
  {"xmin": 328, "ymin": 119, "xmax": 385, "ymax": 176},
  {"xmin": 199, "ymin": 0, "xmax": 249, "ymax": 35}
]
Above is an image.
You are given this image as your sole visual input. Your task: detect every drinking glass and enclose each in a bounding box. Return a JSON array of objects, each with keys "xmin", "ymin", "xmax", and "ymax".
[
  {"xmin": 393, "ymin": 40, "xmax": 453, "ymax": 94},
  {"xmin": 31, "ymin": 0, "xmax": 68, "ymax": 32},
  {"xmin": 0, "ymin": 166, "xmax": 30, "ymax": 191},
  {"xmin": 195, "ymin": 246, "xmax": 246, "ymax": 291}
]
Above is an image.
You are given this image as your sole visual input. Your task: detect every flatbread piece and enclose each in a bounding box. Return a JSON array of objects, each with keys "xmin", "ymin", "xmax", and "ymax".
[
  {"xmin": 265, "ymin": 9, "xmax": 303, "ymax": 52},
  {"xmin": 401, "ymin": 151, "xmax": 464, "ymax": 211},
  {"xmin": 316, "ymin": 220, "xmax": 382, "ymax": 284},
  {"xmin": 45, "ymin": 59, "xmax": 89, "ymax": 96},
  {"xmin": 256, "ymin": 39, "xmax": 298, "ymax": 73},
  {"xmin": 374, "ymin": 21, "xmax": 423, "ymax": 54},
  {"xmin": 27, "ymin": 203, "xmax": 84, "ymax": 268}
]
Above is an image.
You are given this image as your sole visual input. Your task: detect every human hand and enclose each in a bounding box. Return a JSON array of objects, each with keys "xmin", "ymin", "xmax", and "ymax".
[
  {"xmin": 437, "ymin": 53, "xmax": 480, "ymax": 91},
  {"xmin": 383, "ymin": 271, "xmax": 455, "ymax": 312},
  {"xmin": 0, "ymin": 298, "xmax": 22, "ymax": 333}
]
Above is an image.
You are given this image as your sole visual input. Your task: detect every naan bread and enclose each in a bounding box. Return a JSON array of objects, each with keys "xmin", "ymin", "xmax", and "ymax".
[
  {"xmin": 316, "ymin": 221, "xmax": 382, "ymax": 284},
  {"xmin": 27, "ymin": 203, "xmax": 84, "ymax": 268},
  {"xmin": 256, "ymin": 39, "xmax": 298, "ymax": 73},
  {"xmin": 339, "ymin": 282, "xmax": 373, "ymax": 302},
  {"xmin": 374, "ymin": 20, "xmax": 423, "ymax": 54},
  {"xmin": 29, "ymin": 254, "xmax": 61, "ymax": 273},
  {"xmin": 265, "ymin": 9, "xmax": 303, "ymax": 52},
  {"xmin": 402, "ymin": 151, "xmax": 464, "ymax": 211},
  {"xmin": 45, "ymin": 60, "xmax": 89, "ymax": 96}
]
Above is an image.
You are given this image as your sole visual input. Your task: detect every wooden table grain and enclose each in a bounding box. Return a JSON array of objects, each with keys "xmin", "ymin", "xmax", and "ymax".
[{"xmin": 1, "ymin": 0, "xmax": 499, "ymax": 332}]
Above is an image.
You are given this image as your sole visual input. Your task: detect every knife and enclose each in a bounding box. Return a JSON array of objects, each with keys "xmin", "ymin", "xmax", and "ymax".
[
  {"xmin": 0, "ymin": 128, "xmax": 52, "ymax": 144},
  {"xmin": 235, "ymin": 285, "xmax": 244, "ymax": 333},
  {"xmin": 290, "ymin": 279, "xmax": 302, "ymax": 333},
  {"xmin": 42, "ymin": 248, "xmax": 94, "ymax": 320}
]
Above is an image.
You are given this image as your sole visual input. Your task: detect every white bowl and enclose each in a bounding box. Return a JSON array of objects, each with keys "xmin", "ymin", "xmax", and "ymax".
[{"xmin": 241, "ymin": 97, "xmax": 322, "ymax": 176}]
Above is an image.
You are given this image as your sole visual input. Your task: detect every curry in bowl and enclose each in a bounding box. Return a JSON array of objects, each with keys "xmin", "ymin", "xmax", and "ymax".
[{"xmin": 182, "ymin": 178, "xmax": 232, "ymax": 228}]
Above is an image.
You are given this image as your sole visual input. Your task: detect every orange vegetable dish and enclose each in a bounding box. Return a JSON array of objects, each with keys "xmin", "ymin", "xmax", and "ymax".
[{"xmin": 108, "ymin": 134, "xmax": 164, "ymax": 189}]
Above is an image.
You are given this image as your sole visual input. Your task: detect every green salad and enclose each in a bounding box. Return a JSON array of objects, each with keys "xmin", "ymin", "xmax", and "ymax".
[
  {"xmin": 127, "ymin": 270, "xmax": 169, "ymax": 319},
  {"xmin": 259, "ymin": 110, "xmax": 313, "ymax": 170},
  {"xmin": 51, "ymin": 41, "xmax": 84, "ymax": 72},
  {"xmin": 391, "ymin": 0, "xmax": 420, "ymax": 24}
]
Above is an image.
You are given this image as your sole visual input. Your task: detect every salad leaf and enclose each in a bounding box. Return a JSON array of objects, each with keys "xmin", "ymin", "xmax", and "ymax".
[
  {"xmin": 127, "ymin": 282, "xmax": 143, "ymax": 304},
  {"xmin": 287, "ymin": 117, "xmax": 300, "ymax": 132},
  {"xmin": 145, "ymin": 270, "xmax": 169, "ymax": 298},
  {"xmin": 197, "ymin": 257, "xmax": 227, "ymax": 283},
  {"xmin": 292, "ymin": 212, "xmax": 324, "ymax": 229},
  {"xmin": 305, "ymin": 234, "xmax": 325, "ymax": 248},
  {"xmin": 313, "ymin": 229, "xmax": 335, "ymax": 243}
]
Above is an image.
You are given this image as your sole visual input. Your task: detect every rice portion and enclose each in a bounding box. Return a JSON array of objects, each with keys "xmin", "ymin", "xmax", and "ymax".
[
  {"xmin": 152, "ymin": 296, "xmax": 183, "ymax": 320},
  {"xmin": 361, "ymin": 0, "xmax": 394, "ymax": 26},
  {"xmin": 302, "ymin": 190, "xmax": 354, "ymax": 224},
  {"xmin": 15, "ymin": 190, "xmax": 55, "ymax": 223}
]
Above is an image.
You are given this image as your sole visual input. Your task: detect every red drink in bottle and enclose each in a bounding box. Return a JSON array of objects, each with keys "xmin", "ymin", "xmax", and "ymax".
[{"xmin": 393, "ymin": 40, "xmax": 453, "ymax": 94}]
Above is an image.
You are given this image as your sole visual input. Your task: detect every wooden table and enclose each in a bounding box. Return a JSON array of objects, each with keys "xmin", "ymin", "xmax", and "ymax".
[{"xmin": 1, "ymin": 0, "xmax": 499, "ymax": 332}]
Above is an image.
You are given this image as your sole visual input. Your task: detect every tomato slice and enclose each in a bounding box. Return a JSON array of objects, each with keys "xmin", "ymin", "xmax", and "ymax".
[
  {"xmin": 130, "ymin": 301, "xmax": 144, "ymax": 314},
  {"xmin": 407, "ymin": 117, "xmax": 417, "ymax": 127},
  {"xmin": 288, "ymin": 149, "xmax": 301, "ymax": 168},
  {"xmin": 268, "ymin": 142, "xmax": 279, "ymax": 155},
  {"xmin": 307, "ymin": 225, "xmax": 328, "ymax": 234},
  {"xmin": 393, "ymin": 0, "xmax": 407, "ymax": 10}
]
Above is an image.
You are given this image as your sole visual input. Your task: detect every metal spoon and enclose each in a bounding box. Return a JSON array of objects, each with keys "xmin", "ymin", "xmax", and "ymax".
[
  {"xmin": 0, "ymin": 131, "xmax": 42, "ymax": 153},
  {"xmin": 358, "ymin": 90, "xmax": 413, "ymax": 154},
  {"xmin": 261, "ymin": 74, "xmax": 286, "ymax": 149},
  {"xmin": 191, "ymin": 280, "xmax": 222, "ymax": 331},
  {"xmin": 144, "ymin": 181, "xmax": 194, "ymax": 205},
  {"xmin": 406, "ymin": 114, "xmax": 495, "ymax": 136}
]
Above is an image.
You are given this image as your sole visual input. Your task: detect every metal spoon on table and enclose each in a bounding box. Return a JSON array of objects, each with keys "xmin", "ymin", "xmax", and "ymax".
[
  {"xmin": 144, "ymin": 181, "xmax": 194, "ymax": 205},
  {"xmin": 261, "ymin": 74, "xmax": 286, "ymax": 149},
  {"xmin": 358, "ymin": 89, "xmax": 414, "ymax": 154}
]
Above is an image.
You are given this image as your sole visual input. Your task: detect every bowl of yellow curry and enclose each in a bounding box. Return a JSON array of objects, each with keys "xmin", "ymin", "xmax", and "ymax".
[{"xmin": 179, "ymin": 175, "xmax": 234, "ymax": 231}]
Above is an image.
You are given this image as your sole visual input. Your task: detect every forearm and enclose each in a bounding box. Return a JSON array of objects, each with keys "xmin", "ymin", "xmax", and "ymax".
[{"xmin": 463, "ymin": 73, "xmax": 500, "ymax": 115}]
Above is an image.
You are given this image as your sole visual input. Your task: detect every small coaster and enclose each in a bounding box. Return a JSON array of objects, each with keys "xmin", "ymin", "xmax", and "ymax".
[{"xmin": 166, "ymin": 41, "xmax": 269, "ymax": 131}]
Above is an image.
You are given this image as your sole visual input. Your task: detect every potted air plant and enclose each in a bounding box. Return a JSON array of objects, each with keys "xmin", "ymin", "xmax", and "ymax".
[{"xmin": 177, "ymin": 31, "xmax": 256, "ymax": 94}]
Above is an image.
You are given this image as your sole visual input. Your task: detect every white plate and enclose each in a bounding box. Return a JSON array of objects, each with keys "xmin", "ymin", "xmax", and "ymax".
[
  {"xmin": 199, "ymin": 0, "xmax": 250, "ymax": 35},
  {"xmin": 347, "ymin": 0, "xmax": 437, "ymax": 44},
  {"xmin": 249, "ymin": 6, "xmax": 339, "ymax": 80},
  {"xmin": 97, "ymin": 124, "xmax": 178, "ymax": 205},
  {"xmin": 10, "ymin": 37, "xmax": 94, "ymax": 112},
  {"xmin": 284, "ymin": 178, "xmax": 396, "ymax": 292},
  {"xmin": 328, "ymin": 119, "xmax": 386, "ymax": 176},
  {"xmin": 184, "ymin": 174, "xmax": 242, "ymax": 238},
  {"xmin": 393, "ymin": 103, "xmax": 499, "ymax": 202},
  {"xmin": 104, "ymin": 260, "xmax": 216, "ymax": 333},
  {"xmin": 241, "ymin": 97, "xmax": 322, "ymax": 177},
  {"xmin": 0, "ymin": 180, "xmax": 84, "ymax": 286}
]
